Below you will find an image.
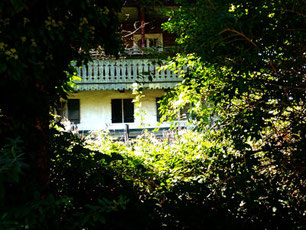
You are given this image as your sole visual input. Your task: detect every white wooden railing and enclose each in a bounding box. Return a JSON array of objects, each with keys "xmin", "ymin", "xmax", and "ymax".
[{"xmin": 75, "ymin": 59, "xmax": 184, "ymax": 84}]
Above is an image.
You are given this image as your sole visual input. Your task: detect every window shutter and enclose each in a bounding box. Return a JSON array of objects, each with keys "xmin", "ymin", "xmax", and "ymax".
[
  {"xmin": 111, "ymin": 99, "xmax": 122, "ymax": 123},
  {"xmin": 123, "ymin": 99, "xmax": 134, "ymax": 123},
  {"xmin": 68, "ymin": 99, "xmax": 80, "ymax": 124}
]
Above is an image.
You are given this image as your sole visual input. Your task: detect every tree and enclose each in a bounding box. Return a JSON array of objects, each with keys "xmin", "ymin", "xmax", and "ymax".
[
  {"xmin": 160, "ymin": 0, "xmax": 305, "ymax": 227},
  {"xmin": 0, "ymin": 0, "xmax": 122, "ymax": 226}
]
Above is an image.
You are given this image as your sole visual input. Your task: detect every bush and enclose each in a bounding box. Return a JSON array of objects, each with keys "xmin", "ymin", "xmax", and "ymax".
[
  {"xmin": 84, "ymin": 129, "xmax": 305, "ymax": 229},
  {"xmin": 4, "ymin": 127, "xmax": 302, "ymax": 229},
  {"xmin": 49, "ymin": 128, "xmax": 156, "ymax": 229}
]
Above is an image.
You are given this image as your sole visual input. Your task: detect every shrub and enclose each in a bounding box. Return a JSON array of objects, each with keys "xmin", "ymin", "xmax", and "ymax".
[{"xmin": 85, "ymin": 129, "xmax": 305, "ymax": 229}]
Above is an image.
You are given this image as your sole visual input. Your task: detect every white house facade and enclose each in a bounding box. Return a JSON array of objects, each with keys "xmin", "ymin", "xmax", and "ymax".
[
  {"xmin": 61, "ymin": 1, "xmax": 185, "ymax": 136},
  {"xmin": 62, "ymin": 59, "xmax": 185, "ymax": 135}
]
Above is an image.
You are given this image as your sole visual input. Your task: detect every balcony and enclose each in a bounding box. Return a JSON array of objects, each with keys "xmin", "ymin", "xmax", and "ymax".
[{"xmin": 74, "ymin": 59, "xmax": 183, "ymax": 91}]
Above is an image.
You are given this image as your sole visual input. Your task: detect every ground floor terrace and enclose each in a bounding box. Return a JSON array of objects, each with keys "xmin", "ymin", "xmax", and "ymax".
[{"xmin": 60, "ymin": 89, "xmax": 187, "ymax": 138}]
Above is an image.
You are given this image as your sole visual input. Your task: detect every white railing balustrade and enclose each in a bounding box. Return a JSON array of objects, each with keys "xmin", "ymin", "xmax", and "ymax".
[{"xmin": 75, "ymin": 59, "xmax": 185, "ymax": 84}]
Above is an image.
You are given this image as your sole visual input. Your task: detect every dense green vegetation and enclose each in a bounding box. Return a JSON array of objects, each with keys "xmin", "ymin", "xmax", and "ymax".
[
  {"xmin": 0, "ymin": 0, "xmax": 122, "ymax": 228},
  {"xmin": 158, "ymin": 0, "xmax": 306, "ymax": 228},
  {"xmin": 1, "ymin": 0, "xmax": 305, "ymax": 229},
  {"xmin": 158, "ymin": 0, "xmax": 306, "ymax": 227},
  {"xmin": 3, "ymin": 127, "xmax": 303, "ymax": 228}
]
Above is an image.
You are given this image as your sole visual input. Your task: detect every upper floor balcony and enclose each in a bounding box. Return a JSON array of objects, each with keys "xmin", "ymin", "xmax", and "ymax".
[{"xmin": 74, "ymin": 59, "xmax": 184, "ymax": 91}]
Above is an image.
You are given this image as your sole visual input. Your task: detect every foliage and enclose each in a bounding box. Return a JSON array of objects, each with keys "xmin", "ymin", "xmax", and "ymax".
[
  {"xmin": 0, "ymin": 0, "xmax": 122, "ymax": 116},
  {"xmin": 1, "ymin": 126, "xmax": 154, "ymax": 229},
  {"xmin": 157, "ymin": 0, "xmax": 305, "ymax": 228},
  {"xmin": 0, "ymin": 0, "xmax": 123, "ymax": 228},
  {"xmin": 1, "ymin": 0, "xmax": 304, "ymax": 228},
  {"xmin": 85, "ymin": 130, "xmax": 305, "ymax": 229},
  {"xmin": 161, "ymin": 0, "xmax": 305, "ymax": 156},
  {"xmin": 2, "ymin": 124, "xmax": 303, "ymax": 228},
  {"xmin": 132, "ymin": 83, "xmax": 147, "ymax": 127},
  {"xmin": 0, "ymin": 138, "xmax": 28, "ymax": 188},
  {"xmin": 49, "ymin": 128, "xmax": 154, "ymax": 229}
]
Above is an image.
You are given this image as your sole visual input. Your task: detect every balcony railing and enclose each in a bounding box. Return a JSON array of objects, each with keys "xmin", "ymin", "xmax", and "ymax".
[{"xmin": 74, "ymin": 59, "xmax": 184, "ymax": 91}]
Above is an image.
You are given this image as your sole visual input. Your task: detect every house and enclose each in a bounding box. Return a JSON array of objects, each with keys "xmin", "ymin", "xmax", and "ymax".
[{"xmin": 60, "ymin": 1, "xmax": 186, "ymax": 137}]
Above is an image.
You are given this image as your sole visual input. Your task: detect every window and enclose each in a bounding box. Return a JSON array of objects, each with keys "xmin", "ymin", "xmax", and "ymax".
[
  {"xmin": 68, "ymin": 99, "xmax": 80, "ymax": 124},
  {"xmin": 111, "ymin": 99, "xmax": 134, "ymax": 123},
  {"xmin": 137, "ymin": 38, "xmax": 159, "ymax": 48},
  {"xmin": 180, "ymin": 105, "xmax": 189, "ymax": 120},
  {"xmin": 156, "ymin": 97, "xmax": 190, "ymax": 122},
  {"xmin": 133, "ymin": 33, "xmax": 163, "ymax": 50}
]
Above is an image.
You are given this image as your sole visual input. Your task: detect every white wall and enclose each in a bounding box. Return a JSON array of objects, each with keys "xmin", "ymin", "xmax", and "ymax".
[{"xmin": 67, "ymin": 89, "xmax": 167, "ymax": 131}]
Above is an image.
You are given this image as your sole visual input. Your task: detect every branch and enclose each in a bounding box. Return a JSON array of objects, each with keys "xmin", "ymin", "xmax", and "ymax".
[
  {"xmin": 207, "ymin": 0, "xmax": 217, "ymax": 11},
  {"xmin": 268, "ymin": 82, "xmax": 306, "ymax": 91},
  {"xmin": 219, "ymin": 28, "xmax": 259, "ymax": 49},
  {"xmin": 269, "ymin": 61, "xmax": 278, "ymax": 76},
  {"xmin": 285, "ymin": 9, "xmax": 306, "ymax": 18},
  {"xmin": 122, "ymin": 22, "xmax": 150, "ymax": 38}
]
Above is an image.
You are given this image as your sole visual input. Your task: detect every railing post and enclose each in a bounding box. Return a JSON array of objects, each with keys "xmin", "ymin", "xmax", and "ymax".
[
  {"xmin": 93, "ymin": 60, "xmax": 98, "ymax": 81},
  {"xmin": 124, "ymin": 124, "xmax": 129, "ymax": 142},
  {"xmin": 87, "ymin": 62, "xmax": 92, "ymax": 82},
  {"xmin": 82, "ymin": 64, "xmax": 87, "ymax": 81}
]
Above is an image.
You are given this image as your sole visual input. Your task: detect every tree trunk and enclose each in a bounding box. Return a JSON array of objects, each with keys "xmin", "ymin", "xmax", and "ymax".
[{"xmin": 35, "ymin": 110, "xmax": 50, "ymax": 198}]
